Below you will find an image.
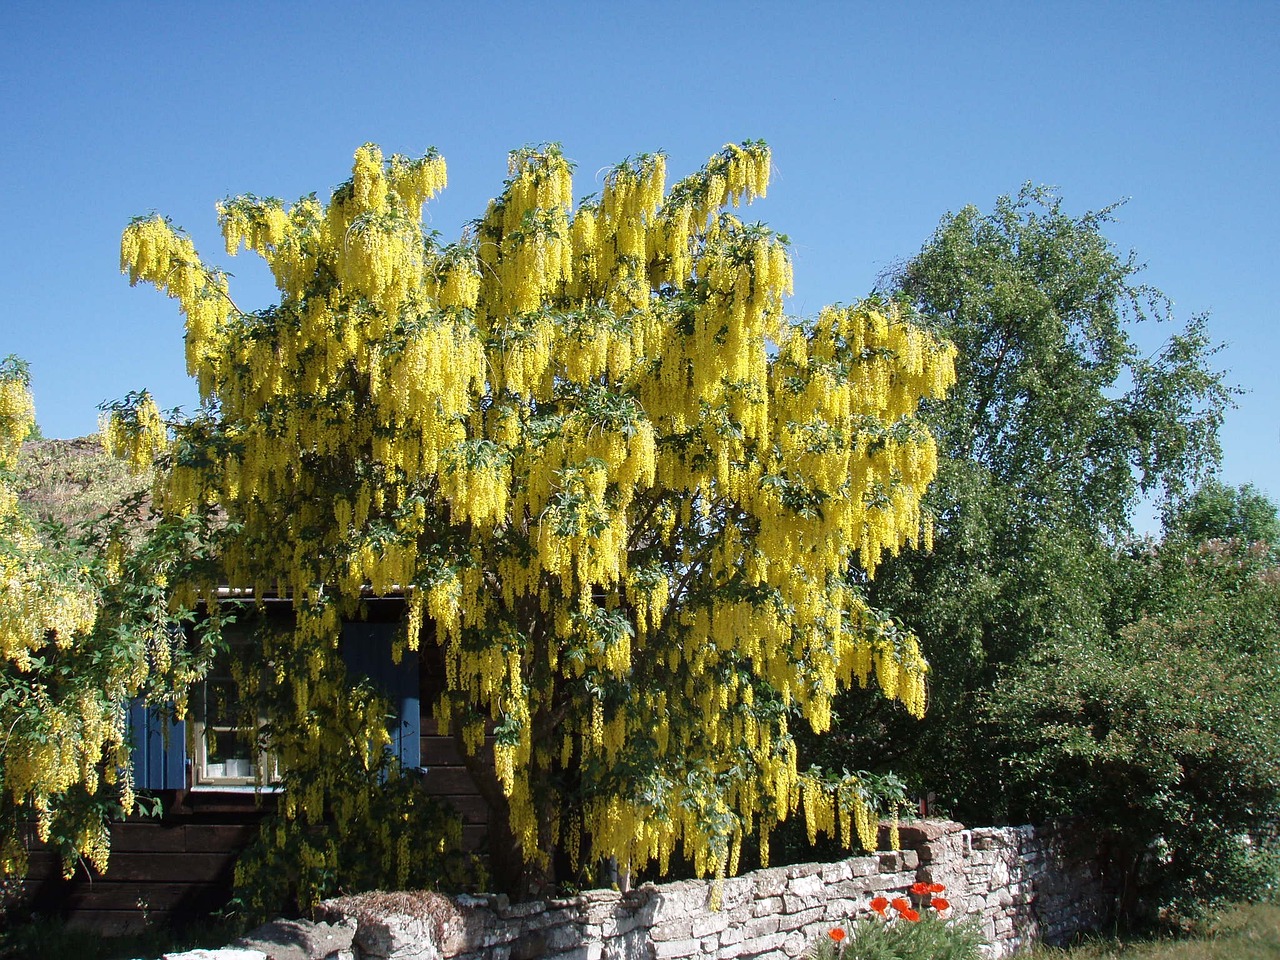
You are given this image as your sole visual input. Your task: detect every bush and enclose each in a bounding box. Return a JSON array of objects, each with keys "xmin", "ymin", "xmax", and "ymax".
[
  {"xmin": 983, "ymin": 532, "xmax": 1280, "ymax": 925},
  {"xmin": 230, "ymin": 734, "xmax": 476, "ymax": 924}
]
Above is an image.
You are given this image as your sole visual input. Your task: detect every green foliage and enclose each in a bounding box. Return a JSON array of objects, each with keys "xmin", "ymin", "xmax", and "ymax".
[
  {"xmin": 0, "ymin": 487, "xmax": 224, "ymax": 876},
  {"xmin": 225, "ymin": 614, "xmax": 474, "ymax": 922},
  {"xmin": 809, "ymin": 185, "xmax": 1234, "ymax": 824},
  {"xmin": 1163, "ymin": 479, "xmax": 1279, "ymax": 548},
  {"xmin": 230, "ymin": 749, "xmax": 473, "ymax": 924},
  {"xmin": 811, "ymin": 914, "xmax": 983, "ymax": 960},
  {"xmin": 899, "ymin": 185, "xmax": 1228, "ymax": 530},
  {"xmin": 1, "ymin": 359, "xmax": 224, "ymax": 878},
  {"xmin": 984, "ymin": 512, "xmax": 1280, "ymax": 925}
]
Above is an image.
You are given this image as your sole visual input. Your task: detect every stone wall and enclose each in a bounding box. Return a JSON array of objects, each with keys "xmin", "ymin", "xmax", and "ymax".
[
  {"xmin": 915, "ymin": 822, "xmax": 1112, "ymax": 950},
  {"xmin": 176, "ymin": 821, "xmax": 1114, "ymax": 960}
]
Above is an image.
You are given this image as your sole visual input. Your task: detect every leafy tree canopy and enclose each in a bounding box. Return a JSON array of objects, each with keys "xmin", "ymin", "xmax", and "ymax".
[
  {"xmin": 807, "ymin": 185, "xmax": 1234, "ymax": 822},
  {"xmin": 897, "ymin": 183, "xmax": 1230, "ymax": 539},
  {"xmin": 112, "ymin": 141, "xmax": 954, "ymax": 894},
  {"xmin": 985, "ymin": 487, "xmax": 1280, "ymax": 924},
  {"xmin": 1163, "ymin": 478, "xmax": 1279, "ymax": 547}
]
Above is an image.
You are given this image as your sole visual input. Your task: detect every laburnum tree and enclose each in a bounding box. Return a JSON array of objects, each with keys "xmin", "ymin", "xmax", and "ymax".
[
  {"xmin": 115, "ymin": 141, "xmax": 955, "ymax": 895},
  {"xmin": 0, "ymin": 359, "xmax": 214, "ymax": 879},
  {"xmin": 0, "ymin": 359, "xmax": 98, "ymax": 873}
]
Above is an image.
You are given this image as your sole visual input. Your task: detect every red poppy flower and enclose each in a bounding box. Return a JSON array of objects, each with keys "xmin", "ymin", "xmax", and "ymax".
[
  {"xmin": 891, "ymin": 897, "xmax": 911, "ymax": 914},
  {"xmin": 910, "ymin": 882, "xmax": 931, "ymax": 896},
  {"xmin": 900, "ymin": 906, "xmax": 921, "ymax": 922},
  {"xmin": 931, "ymin": 897, "xmax": 951, "ymax": 911},
  {"xmin": 829, "ymin": 927, "xmax": 846, "ymax": 943},
  {"xmin": 870, "ymin": 896, "xmax": 889, "ymax": 916},
  {"xmin": 927, "ymin": 883, "xmax": 946, "ymax": 894}
]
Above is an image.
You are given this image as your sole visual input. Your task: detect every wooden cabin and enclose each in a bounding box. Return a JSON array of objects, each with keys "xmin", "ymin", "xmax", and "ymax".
[{"xmin": 20, "ymin": 598, "xmax": 491, "ymax": 934}]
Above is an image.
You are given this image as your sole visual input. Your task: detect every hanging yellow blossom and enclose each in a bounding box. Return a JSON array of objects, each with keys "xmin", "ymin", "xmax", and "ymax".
[{"xmin": 119, "ymin": 139, "xmax": 954, "ymax": 891}]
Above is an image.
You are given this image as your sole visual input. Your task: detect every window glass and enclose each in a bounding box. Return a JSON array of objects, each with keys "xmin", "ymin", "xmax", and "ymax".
[{"xmin": 192, "ymin": 636, "xmax": 278, "ymax": 787}]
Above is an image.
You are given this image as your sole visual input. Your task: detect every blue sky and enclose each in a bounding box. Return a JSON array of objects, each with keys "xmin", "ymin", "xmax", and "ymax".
[{"xmin": 2, "ymin": 2, "xmax": 1276, "ymax": 527}]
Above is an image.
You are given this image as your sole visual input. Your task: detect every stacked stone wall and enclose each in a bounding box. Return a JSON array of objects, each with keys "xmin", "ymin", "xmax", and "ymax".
[{"xmin": 173, "ymin": 821, "xmax": 1115, "ymax": 960}]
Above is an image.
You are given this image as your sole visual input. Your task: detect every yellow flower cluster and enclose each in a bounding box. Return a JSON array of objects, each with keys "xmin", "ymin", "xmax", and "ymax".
[
  {"xmin": 100, "ymin": 391, "xmax": 168, "ymax": 472},
  {"xmin": 120, "ymin": 215, "xmax": 233, "ymax": 389},
  {"xmin": 121, "ymin": 140, "xmax": 955, "ymax": 885},
  {"xmin": 478, "ymin": 145, "xmax": 574, "ymax": 321},
  {"xmin": 0, "ymin": 370, "xmax": 98, "ymax": 669},
  {"xmin": 0, "ymin": 374, "xmax": 34, "ymax": 472},
  {"xmin": 0, "ymin": 367, "xmax": 126, "ymax": 877}
]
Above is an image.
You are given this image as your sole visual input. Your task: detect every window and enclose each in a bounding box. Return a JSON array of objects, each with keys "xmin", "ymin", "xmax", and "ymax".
[
  {"xmin": 340, "ymin": 621, "xmax": 421, "ymax": 771},
  {"xmin": 129, "ymin": 613, "xmax": 421, "ymax": 790},
  {"xmin": 191, "ymin": 639, "xmax": 279, "ymax": 788},
  {"xmin": 189, "ymin": 640, "xmax": 277, "ymax": 788}
]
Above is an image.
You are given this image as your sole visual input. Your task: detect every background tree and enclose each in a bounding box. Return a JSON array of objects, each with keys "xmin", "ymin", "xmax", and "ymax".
[
  {"xmin": 985, "ymin": 484, "xmax": 1280, "ymax": 924},
  {"xmin": 114, "ymin": 140, "xmax": 955, "ymax": 896},
  {"xmin": 1162, "ymin": 478, "xmax": 1279, "ymax": 548},
  {"xmin": 801, "ymin": 185, "xmax": 1234, "ymax": 824}
]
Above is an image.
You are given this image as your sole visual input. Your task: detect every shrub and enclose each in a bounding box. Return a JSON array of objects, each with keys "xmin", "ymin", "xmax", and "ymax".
[{"xmin": 984, "ymin": 530, "xmax": 1280, "ymax": 925}]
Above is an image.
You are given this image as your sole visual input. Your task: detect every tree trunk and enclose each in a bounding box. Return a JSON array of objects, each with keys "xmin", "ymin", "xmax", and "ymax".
[{"xmin": 453, "ymin": 727, "xmax": 554, "ymax": 899}]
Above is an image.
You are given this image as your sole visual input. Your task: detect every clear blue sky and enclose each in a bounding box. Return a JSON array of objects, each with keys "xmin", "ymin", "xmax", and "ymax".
[{"xmin": 2, "ymin": 2, "xmax": 1276, "ymax": 527}]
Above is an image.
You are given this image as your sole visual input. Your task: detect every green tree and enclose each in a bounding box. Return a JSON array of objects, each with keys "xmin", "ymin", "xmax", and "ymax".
[
  {"xmin": 806, "ymin": 185, "xmax": 1234, "ymax": 822},
  {"xmin": 984, "ymin": 489, "xmax": 1280, "ymax": 924},
  {"xmin": 1164, "ymin": 479, "xmax": 1279, "ymax": 547},
  {"xmin": 113, "ymin": 141, "xmax": 954, "ymax": 896}
]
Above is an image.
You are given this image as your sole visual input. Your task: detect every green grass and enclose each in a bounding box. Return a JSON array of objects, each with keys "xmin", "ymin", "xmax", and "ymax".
[{"xmin": 1028, "ymin": 904, "xmax": 1280, "ymax": 960}]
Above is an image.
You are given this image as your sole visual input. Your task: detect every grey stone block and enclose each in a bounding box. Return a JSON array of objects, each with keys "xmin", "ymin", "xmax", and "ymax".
[
  {"xmin": 780, "ymin": 894, "xmax": 819, "ymax": 915},
  {"xmin": 847, "ymin": 857, "xmax": 879, "ymax": 878},
  {"xmin": 785, "ymin": 863, "xmax": 824, "ymax": 880},
  {"xmin": 653, "ymin": 937, "xmax": 703, "ymax": 960},
  {"xmin": 876, "ymin": 852, "xmax": 901, "ymax": 872},
  {"xmin": 651, "ymin": 920, "xmax": 694, "ymax": 942},
  {"xmin": 785, "ymin": 875, "xmax": 823, "ymax": 899},
  {"xmin": 750, "ymin": 897, "xmax": 782, "ymax": 919},
  {"xmin": 653, "ymin": 883, "xmax": 710, "ymax": 922},
  {"xmin": 775, "ymin": 906, "xmax": 824, "ymax": 933},
  {"xmin": 743, "ymin": 916, "xmax": 780, "ymax": 939},
  {"xmin": 691, "ymin": 913, "xmax": 729, "ymax": 939},
  {"xmin": 233, "ymin": 919, "xmax": 356, "ymax": 960},
  {"xmin": 819, "ymin": 863, "xmax": 851, "ymax": 884},
  {"xmin": 734, "ymin": 931, "xmax": 786, "ymax": 956},
  {"xmin": 753, "ymin": 868, "xmax": 789, "ymax": 898},
  {"xmin": 780, "ymin": 931, "xmax": 808, "ymax": 957}
]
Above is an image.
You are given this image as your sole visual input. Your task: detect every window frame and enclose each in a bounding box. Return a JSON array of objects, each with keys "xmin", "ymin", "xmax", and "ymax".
[{"xmin": 189, "ymin": 632, "xmax": 281, "ymax": 790}]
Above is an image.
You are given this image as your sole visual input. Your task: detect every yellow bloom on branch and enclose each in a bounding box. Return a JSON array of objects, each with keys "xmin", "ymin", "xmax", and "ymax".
[{"xmin": 119, "ymin": 139, "xmax": 954, "ymax": 889}]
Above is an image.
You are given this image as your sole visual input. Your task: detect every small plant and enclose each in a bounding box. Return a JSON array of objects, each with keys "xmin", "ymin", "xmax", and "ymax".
[{"xmin": 810, "ymin": 884, "xmax": 983, "ymax": 960}]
